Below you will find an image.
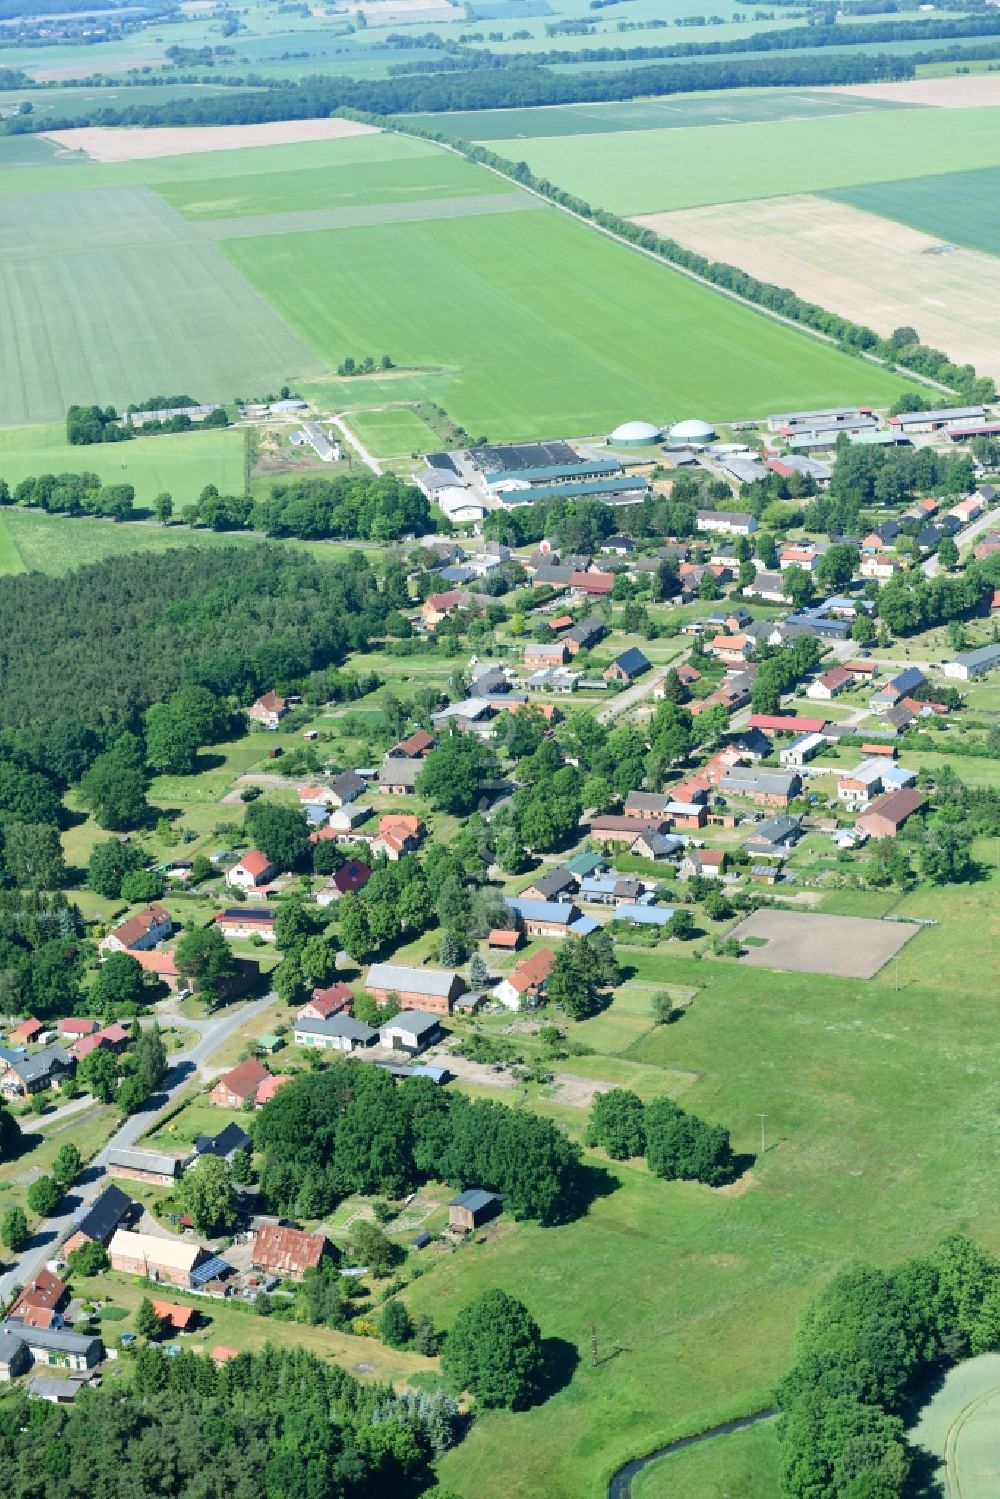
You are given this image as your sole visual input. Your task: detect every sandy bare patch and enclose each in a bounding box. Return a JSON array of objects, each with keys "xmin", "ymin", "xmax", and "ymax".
[
  {"xmin": 42, "ymin": 117, "xmax": 378, "ymax": 163},
  {"xmin": 634, "ymin": 194, "xmax": 1000, "ymax": 383},
  {"xmin": 827, "ymin": 74, "xmax": 1000, "ymax": 109},
  {"xmin": 730, "ymin": 908, "xmax": 916, "ymax": 979}
]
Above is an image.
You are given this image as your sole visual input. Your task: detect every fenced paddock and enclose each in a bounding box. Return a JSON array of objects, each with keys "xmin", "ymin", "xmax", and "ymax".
[{"xmin": 731, "ymin": 908, "xmax": 917, "ymax": 979}]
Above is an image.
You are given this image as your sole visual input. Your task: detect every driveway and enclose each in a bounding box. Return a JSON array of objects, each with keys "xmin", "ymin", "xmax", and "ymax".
[{"xmin": 0, "ymin": 991, "xmax": 276, "ymax": 1300}]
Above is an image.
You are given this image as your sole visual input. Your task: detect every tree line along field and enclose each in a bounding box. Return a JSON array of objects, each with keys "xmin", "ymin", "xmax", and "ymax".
[
  {"xmin": 828, "ymin": 163, "xmax": 1000, "ymax": 257},
  {"xmin": 496, "ymin": 103, "xmax": 1000, "ymax": 214}
]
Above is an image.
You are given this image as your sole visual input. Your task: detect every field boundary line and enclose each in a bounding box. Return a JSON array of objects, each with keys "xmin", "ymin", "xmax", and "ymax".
[{"xmin": 367, "ymin": 117, "xmax": 956, "ymax": 398}]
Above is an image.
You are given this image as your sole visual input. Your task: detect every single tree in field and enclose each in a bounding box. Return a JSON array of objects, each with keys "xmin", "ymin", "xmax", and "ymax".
[
  {"xmin": 442, "ymin": 1289, "xmax": 544, "ymax": 1410},
  {"xmin": 1, "ymin": 1204, "xmax": 28, "ymax": 1253}
]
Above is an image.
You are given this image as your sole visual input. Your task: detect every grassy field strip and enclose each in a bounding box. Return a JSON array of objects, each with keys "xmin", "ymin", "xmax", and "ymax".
[
  {"xmin": 0, "ymin": 512, "xmax": 25, "ymax": 573},
  {"xmin": 403, "ymin": 88, "xmax": 921, "ymax": 142},
  {"xmin": 827, "ymin": 164, "xmax": 1000, "ymax": 257},
  {"xmin": 222, "ymin": 204, "xmax": 906, "ymax": 439},
  {"xmin": 204, "ymin": 190, "xmax": 547, "ymax": 242},
  {"xmin": 497, "ymin": 105, "xmax": 1000, "ymax": 214},
  {"xmin": 0, "ymin": 424, "xmax": 247, "ymax": 505},
  {"xmin": 633, "ymin": 194, "xmax": 1000, "ymax": 383}
]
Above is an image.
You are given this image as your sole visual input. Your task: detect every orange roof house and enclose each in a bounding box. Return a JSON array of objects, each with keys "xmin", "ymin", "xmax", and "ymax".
[{"xmin": 151, "ymin": 1300, "xmax": 199, "ymax": 1333}]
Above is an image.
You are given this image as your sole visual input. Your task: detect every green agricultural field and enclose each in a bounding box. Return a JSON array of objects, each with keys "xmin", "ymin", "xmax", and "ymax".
[
  {"xmin": 0, "ymin": 183, "xmax": 322, "ymax": 424},
  {"xmin": 631, "ymin": 1419, "xmax": 781, "ymax": 1498},
  {"xmin": 345, "ymin": 406, "xmax": 446, "ymax": 457},
  {"xmin": 0, "ymin": 422, "xmax": 246, "ymax": 506},
  {"xmin": 156, "ymin": 139, "xmax": 513, "ymax": 220},
  {"xmin": 828, "ymin": 163, "xmax": 1000, "ymax": 257},
  {"xmin": 499, "ymin": 105, "xmax": 1000, "ymax": 214},
  {"xmin": 395, "ymin": 867, "xmax": 1000, "ymax": 1499},
  {"xmin": 224, "ymin": 205, "xmax": 907, "ymax": 438},
  {"xmin": 403, "ymin": 87, "xmax": 916, "ymax": 142}
]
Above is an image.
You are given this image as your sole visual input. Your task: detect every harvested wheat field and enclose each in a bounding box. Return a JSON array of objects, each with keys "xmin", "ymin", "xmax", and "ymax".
[
  {"xmin": 827, "ymin": 74, "xmax": 1000, "ymax": 108},
  {"xmin": 42, "ymin": 117, "xmax": 379, "ymax": 163},
  {"xmin": 634, "ymin": 194, "xmax": 1000, "ymax": 382}
]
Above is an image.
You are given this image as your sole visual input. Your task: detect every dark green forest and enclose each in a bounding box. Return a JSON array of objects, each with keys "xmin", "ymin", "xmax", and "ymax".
[{"xmin": 0, "ymin": 1342, "xmax": 458, "ymax": 1499}]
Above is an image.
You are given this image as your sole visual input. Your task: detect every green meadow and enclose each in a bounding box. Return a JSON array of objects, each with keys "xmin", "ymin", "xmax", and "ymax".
[
  {"xmin": 223, "ymin": 204, "xmax": 907, "ymax": 438},
  {"xmin": 400, "ymin": 867, "xmax": 1000, "ymax": 1499},
  {"xmin": 345, "ymin": 406, "xmax": 446, "ymax": 457},
  {"xmin": 499, "ymin": 105, "xmax": 1000, "ymax": 214},
  {"xmin": 0, "ymin": 423, "xmax": 246, "ymax": 506},
  {"xmin": 828, "ymin": 164, "xmax": 1000, "ymax": 257}
]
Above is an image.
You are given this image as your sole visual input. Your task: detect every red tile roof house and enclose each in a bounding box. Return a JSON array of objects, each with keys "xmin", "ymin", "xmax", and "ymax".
[
  {"xmin": 388, "ymin": 728, "xmax": 435, "ymax": 759},
  {"xmin": 130, "ymin": 948, "xmax": 184, "ymax": 992},
  {"xmin": 488, "ymin": 928, "xmax": 521, "ymax": 951},
  {"xmin": 70, "ymin": 1022, "xmax": 130, "ymax": 1062},
  {"xmin": 99, "ymin": 904, "xmax": 173, "ymax": 956},
  {"xmin": 298, "ymin": 983, "xmax": 354, "ymax": 1021},
  {"xmin": 247, "ymin": 691, "xmax": 288, "ymax": 730},
  {"xmin": 495, "ymin": 949, "xmax": 556, "ymax": 1011},
  {"xmin": 256, "ymin": 1074, "xmax": 291, "ymax": 1108},
  {"xmin": 225, "ymin": 849, "xmax": 278, "ymax": 891},
  {"xmin": 209, "ymin": 1058, "xmax": 270, "ymax": 1109},
  {"xmin": 708, "ymin": 634, "xmax": 752, "ymax": 665},
  {"xmin": 570, "ymin": 571, "xmax": 614, "ymax": 597},
  {"xmin": 421, "ymin": 590, "xmax": 466, "ymax": 626},
  {"xmin": 372, "ymin": 814, "xmax": 426, "ymax": 861},
  {"xmin": 806, "ymin": 666, "xmax": 853, "ymax": 700},
  {"xmin": 8, "ymin": 1271, "xmax": 68, "ymax": 1327},
  {"xmin": 680, "ymin": 848, "xmax": 726, "ymax": 880},
  {"xmin": 8, "ymin": 1016, "xmax": 44, "ymax": 1046},
  {"xmin": 151, "ymin": 1301, "xmax": 199, "ymax": 1334},
  {"xmin": 251, "ymin": 1224, "xmax": 332, "ymax": 1281},
  {"xmin": 58, "ymin": 1018, "xmax": 99, "ymax": 1040},
  {"xmin": 856, "ymin": 788, "xmax": 925, "ymax": 839}
]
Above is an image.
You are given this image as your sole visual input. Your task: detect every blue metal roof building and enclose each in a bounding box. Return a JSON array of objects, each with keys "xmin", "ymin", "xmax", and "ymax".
[{"xmin": 498, "ymin": 477, "xmax": 650, "ymax": 507}]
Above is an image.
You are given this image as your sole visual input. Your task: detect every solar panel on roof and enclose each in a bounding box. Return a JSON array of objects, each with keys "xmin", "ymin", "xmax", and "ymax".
[
  {"xmin": 425, "ymin": 452, "xmax": 459, "ymax": 474},
  {"xmin": 470, "ymin": 441, "xmax": 577, "ymax": 472},
  {"xmin": 190, "ymin": 1255, "xmax": 232, "ymax": 1286}
]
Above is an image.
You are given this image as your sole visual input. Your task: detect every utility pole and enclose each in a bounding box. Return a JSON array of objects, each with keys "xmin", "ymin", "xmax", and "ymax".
[{"xmin": 757, "ymin": 1113, "xmax": 767, "ymax": 1157}]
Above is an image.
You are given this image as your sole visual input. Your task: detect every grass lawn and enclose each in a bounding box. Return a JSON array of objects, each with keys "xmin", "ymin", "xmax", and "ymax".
[
  {"xmin": 95, "ymin": 1272, "xmax": 436, "ymax": 1386},
  {"xmin": 390, "ymin": 866, "xmax": 1000, "ymax": 1499},
  {"xmin": 502, "ymin": 105, "xmax": 1000, "ymax": 215},
  {"xmin": 223, "ymin": 205, "xmax": 907, "ymax": 441},
  {"xmin": 0, "ymin": 1104, "xmax": 118, "ymax": 1225},
  {"xmin": 345, "ymin": 406, "xmax": 446, "ymax": 458},
  {"xmin": 0, "ymin": 423, "xmax": 246, "ymax": 508},
  {"xmin": 631, "ymin": 1418, "xmax": 781, "ymax": 1498}
]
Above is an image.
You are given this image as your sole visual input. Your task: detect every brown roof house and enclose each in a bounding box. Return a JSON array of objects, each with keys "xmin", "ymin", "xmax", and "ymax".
[
  {"xmin": 856, "ymin": 788, "xmax": 925, "ymax": 839},
  {"xmin": 99, "ymin": 904, "xmax": 172, "ymax": 955},
  {"xmin": 209, "ymin": 1058, "xmax": 270, "ymax": 1109},
  {"xmin": 248, "ymin": 692, "xmax": 288, "ymax": 730},
  {"xmin": 251, "ymin": 1224, "xmax": 332, "ymax": 1281}
]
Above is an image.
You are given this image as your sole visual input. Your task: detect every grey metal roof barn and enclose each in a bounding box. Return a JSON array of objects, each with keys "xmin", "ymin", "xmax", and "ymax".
[{"xmin": 366, "ymin": 964, "xmax": 462, "ymax": 998}]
